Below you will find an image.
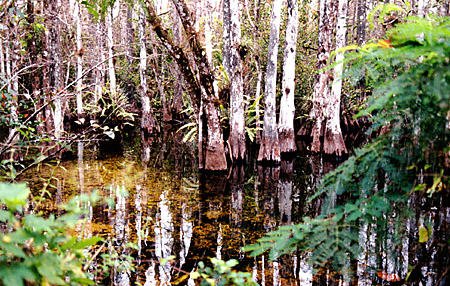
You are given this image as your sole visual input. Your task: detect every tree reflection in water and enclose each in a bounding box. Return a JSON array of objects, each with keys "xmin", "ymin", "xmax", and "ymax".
[
  {"xmin": 24, "ymin": 149, "xmax": 449, "ymax": 285},
  {"xmin": 113, "ymin": 186, "xmax": 130, "ymax": 286},
  {"xmin": 154, "ymin": 190, "xmax": 174, "ymax": 285}
]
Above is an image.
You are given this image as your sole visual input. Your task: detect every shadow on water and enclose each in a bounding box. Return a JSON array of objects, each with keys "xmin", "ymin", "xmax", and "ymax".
[{"xmin": 22, "ymin": 129, "xmax": 449, "ymax": 286}]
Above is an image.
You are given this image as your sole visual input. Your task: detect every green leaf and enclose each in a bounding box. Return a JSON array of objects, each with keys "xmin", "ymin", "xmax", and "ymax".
[
  {"xmin": 0, "ymin": 240, "xmax": 27, "ymax": 258},
  {"xmin": 190, "ymin": 271, "xmax": 200, "ymax": 280},
  {"xmin": 35, "ymin": 254, "xmax": 65, "ymax": 285},
  {"xmin": 71, "ymin": 237, "xmax": 102, "ymax": 250},
  {"xmin": 346, "ymin": 209, "xmax": 362, "ymax": 222},
  {"xmin": 224, "ymin": 259, "xmax": 238, "ymax": 268},
  {"xmin": 0, "ymin": 210, "xmax": 13, "ymax": 222},
  {"xmin": 71, "ymin": 277, "xmax": 96, "ymax": 285},
  {"xmin": 0, "ymin": 264, "xmax": 37, "ymax": 286},
  {"xmin": 0, "ymin": 183, "xmax": 30, "ymax": 210},
  {"xmin": 60, "ymin": 237, "xmax": 77, "ymax": 251},
  {"xmin": 23, "ymin": 215, "xmax": 56, "ymax": 232}
]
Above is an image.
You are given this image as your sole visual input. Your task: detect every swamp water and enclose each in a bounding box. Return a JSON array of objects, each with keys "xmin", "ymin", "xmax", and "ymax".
[{"xmin": 23, "ymin": 142, "xmax": 449, "ymax": 286}]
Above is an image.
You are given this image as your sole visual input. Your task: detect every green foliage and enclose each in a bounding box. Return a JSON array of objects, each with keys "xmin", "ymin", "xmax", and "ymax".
[
  {"xmin": 243, "ymin": 219, "xmax": 359, "ymax": 268},
  {"xmin": 0, "ymin": 183, "xmax": 102, "ymax": 286},
  {"xmin": 98, "ymin": 242, "xmax": 136, "ymax": 277},
  {"xmin": 190, "ymin": 258, "xmax": 257, "ymax": 286},
  {"xmin": 178, "ymin": 121, "xmax": 198, "ymax": 143},
  {"xmin": 245, "ymin": 15, "xmax": 449, "ymax": 271},
  {"xmin": 244, "ymin": 95, "xmax": 263, "ymax": 143},
  {"xmin": 0, "ymin": 91, "xmax": 54, "ymax": 179},
  {"xmin": 177, "ymin": 96, "xmax": 198, "ymax": 144},
  {"xmin": 367, "ymin": 3, "xmax": 408, "ymax": 30},
  {"xmin": 87, "ymin": 87, "xmax": 135, "ymax": 139},
  {"xmin": 0, "ymin": 183, "xmax": 29, "ymax": 211},
  {"xmin": 80, "ymin": 0, "xmax": 117, "ymax": 20}
]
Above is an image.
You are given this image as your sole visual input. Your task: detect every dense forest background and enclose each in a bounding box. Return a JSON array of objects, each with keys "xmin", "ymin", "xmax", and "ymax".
[
  {"xmin": 0, "ymin": 0, "xmax": 446, "ymax": 171},
  {"xmin": 0, "ymin": 0, "xmax": 449, "ymax": 285}
]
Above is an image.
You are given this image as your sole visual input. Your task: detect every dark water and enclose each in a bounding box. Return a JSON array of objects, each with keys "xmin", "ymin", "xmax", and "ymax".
[{"xmin": 23, "ymin": 139, "xmax": 449, "ymax": 286}]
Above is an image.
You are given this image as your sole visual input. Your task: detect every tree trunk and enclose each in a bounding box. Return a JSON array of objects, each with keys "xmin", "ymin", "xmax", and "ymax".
[
  {"xmin": 223, "ymin": 0, "xmax": 231, "ymax": 74},
  {"xmin": 5, "ymin": 30, "xmax": 11, "ymax": 95},
  {"xmin": 439, "ymin": 1, "xmax": 449, "ymax": 16},
  {"xmin": 250, "ymin": 0, "xmax": 263, "ymax": 144},
  {"xmin": 171, "ymin": 7, "xmax": 184, "ymax": 119},
  {"xmin": 309, "ymin": 0, "xmax": 337, "ymax": 154},
  {"xmin": 123, "ymin": 2, "xmax": 135, "ymax": 65},
  {"xmin": 3, "ymin": 10, "xmax": 20, "ymax": 156},
  {"xmin": 94, "ymin": 20, "xmax": 105, "ymax": 103},
  {"xmin": 0, "ymin": 37, "xmax": 5, "ymax": 85},
  {"xmin": 53, "ymin": 0, "xmax": 64, "ymax": 140},
  {"xmin": 139, "ymin": 3, "xmax": 156, "ymax": 135},
  {"xmin": 74, "ymin": 0, "xmax": 84, "ymax": 118},
  {"xmin": 254, "ymin": 60, "xmax": 263, "ymax": 144},
  {"xmin": 171, "ymin": 0, "xmax": 227, "ymax": 170},
  {"xmin": 106, "ymin": 5, "xmax": 117, "ymax": 97},
  {"xmin": 417, "ymin": 0, "xmax": 426, "ymax": 17},
  {"xmin": 46, "ymin": 0, "xmax": 65, "ymax": 140},
  {"xmin": 145, "ymin": 1, "xmax": 200, "ymax": 110},
  {"xmin": 324, "ymin": 0, "xmax": 348, "ymax": 156},
  {"xmin": 224, "ymin": 0, "xmax": 246, "ymax": 161},
  {"xmin": 144, "ymin": 0, "xmax": 227, "ymax": 170},
  {"xmin": 278, "ymin": 0, "xmax": 299, "ymax": 154},
  {"xmin": 258, "ymin": 0, "xmax": 283, "ymax": 162},
  {"xmin": 26, "ymin": 0, "xmax": 45, "ymax": 134},
  {"xmin": 149, "ymin": 31, "xmax": 170, "ymax": 123},
  {"xmin": 356, "ymin": 0, "xmax": 366, "ymax": 45}
]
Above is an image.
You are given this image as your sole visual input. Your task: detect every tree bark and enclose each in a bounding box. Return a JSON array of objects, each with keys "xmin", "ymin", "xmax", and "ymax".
[
  {"xmin": 46, "ymin": 0, "xmax": 65, "ymax": 140},
  {"xmin": 139, "ymin": 2, "xmax": 156, "ymax": 135},
  {"xmin": 42, "ymin": 0, "xmax": 53, "ymax": 135},
  {"xmin": 258, "ymin": 0, "xmax": 283, "ymax": 162},
  {"xmin": 224, "ymin": 0, "xmax": 246, "ymax": 161},
  {"xmin": 74, "ymin": 0, "xmax": 84, "ymax": 117},
  {"xmin": 94, "ymin": 20, "xmax": 105, "ymax": 103},
  {"xmin": 149, "ymin": 31, "xmax": 168, "ymax": 126},
  {"xmin": 309, "ymin": 0, "xmax": 337, "ymax": 154},
  {"xmin": 278, "ymin": 0, "xmax": 299, "ymax": 154},
  {"xmin": 106, "ymin": 5, "xmax": 117, "ymax": 97},
  {"xmin": 53, "ymin": 0, "xmax": 64, "ymax": 140},
  {"xmin": 123, "ymin": 2, "xmax": 135, "ymax": 65},
  {"xmin": 250, "ymin": 0, "xmax": 263, "ymax": 144},
  {"xmin": 223, "ymin": 0, "xmax": 231, "ymax": 74},
  {"xmin": 254, "ymin": 60, "xmax": 263, "ymax": 144},
  {"xmin": 0, "ymin": 37, "xmax": 5, "ymax": 85},
  {"xmin": 26, "ymin": 0, "xmax": 45, "ymax": 134},
  {"xmin": 439, "ymin": 1, "xmax": 449, "ymax": 16},
  {"xmin": 144, "ymin": 1, "xmax": 200, "ymax": 110},
  {"xmin": 417, "ymin": 0, "xmax": 427, "ymax": 17},
  {"xmin": 324, "ymin": 0, "xmax": 348, "ymax": 156},
  {"xmin": 356, "ymin": 0, "xmax": 366, "ymax": 45},
  {"xmin": 3, "ymin": 7, "xmax": 20, "ymax": 155},
  {"xmin": 171, "ymin": 7, "xmax": 184, "ymax": 119}
]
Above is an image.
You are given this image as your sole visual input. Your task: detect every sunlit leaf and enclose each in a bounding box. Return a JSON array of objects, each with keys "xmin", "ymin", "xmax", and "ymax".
[
  {"xmin": 418, "ymin": 225, "xmax": 429, "ymax": 243},
  {"xmin": 71, "ymin": 237, "xmax": 102, "ymax": 250}
]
